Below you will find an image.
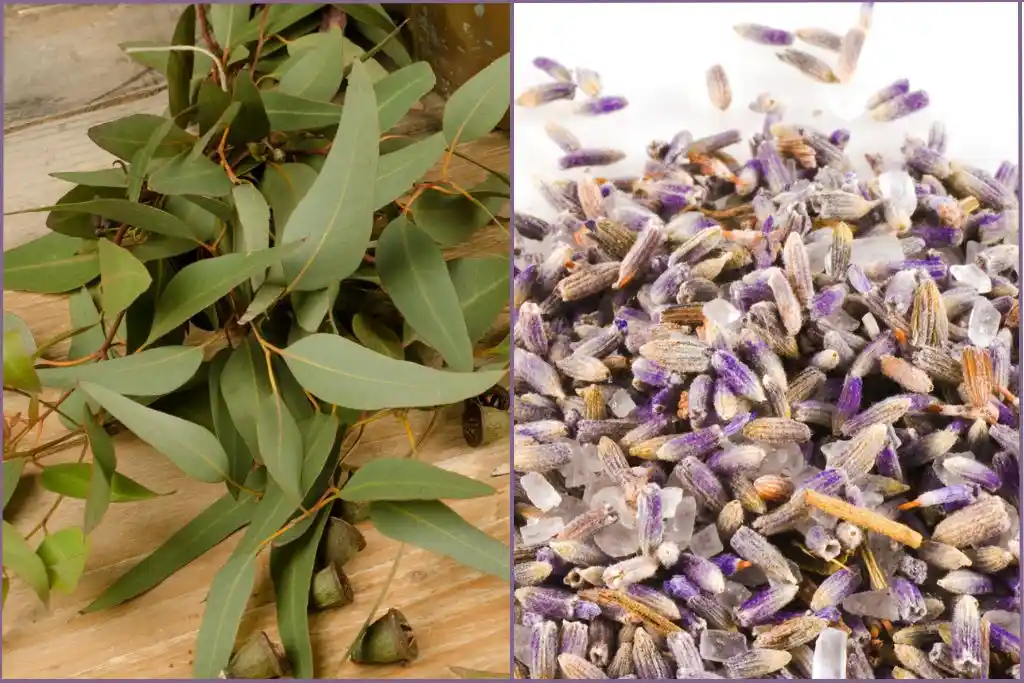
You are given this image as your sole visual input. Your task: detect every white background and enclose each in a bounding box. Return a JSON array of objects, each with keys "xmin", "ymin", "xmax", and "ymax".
[{"xmin": 512, "ymin": 2, "xmax": 1020, "ymax": 223}]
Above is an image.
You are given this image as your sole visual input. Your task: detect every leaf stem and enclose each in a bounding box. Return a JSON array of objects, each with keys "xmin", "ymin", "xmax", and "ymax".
[
  {"xmin": 124, "ymin": 45, "xmax": 228, "ymax": 92},
  {"xmin": 25, "ymin": 440, "xmax": 88, "ymax": 540},
  {"xmin": 449, "ymin": 149, "xmax": 511, "ymax": 186},
  {"xmin": 195, "ymin": 4, "xmax": 223, "ymax": 64},
  {"xmin": 445, "ymin": 180, "xmax": 510, "ymax": 238}
]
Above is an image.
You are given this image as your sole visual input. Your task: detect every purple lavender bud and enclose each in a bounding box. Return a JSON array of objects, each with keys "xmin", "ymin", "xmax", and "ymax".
[
  {"xmin": 813, "ymin": 606, "xmax": 843, "ymax": 624},
  {"xmin": 513, "ymin": 264, "xmax": 538, "ymax": 310},
  {"xmin": 712, "ymin": 350, "xmax": 766, "ymax": 402},
  {"xmin": 992, "ymin": 451, "xmax": 1019, "ymax": 500},
  {"xmin": 988, "ymin": 424, "xmax": 1020, "ymax": 458},
  {"xmin": 891, "ymin": 577, "xmax": 927, "ymax": 623},
  {"xmin": 942, "ymin": 456, "xmax": 1002, "ymax": 492},
  {"xmin": 687, "ymin": 374, "xmax": 713, "ymax": 426},
  {"xmin": 636, "ymin": 483, "xmax": 664, "ymax": 556},
  {"xmin": 796, "ymin": 468, "xmax": 848, "ymax": 496},
  {"xmin": 937, "ymin": 570, "xmax": 995, "ymax": 595},
  {"xmin": 515, "ymin": 587, "xmax": 578, "ymax": 620},
  {"xmin": 517, "ymin": 81, "xmax": 577, "ymax": 108},
  {"xmin": 664, "ymin": 574, "xmax": 701, "ymax": 601},
  {"xmin": 559, "ymin": 148, "xmax": 627, "ymax": 170},
  {"xmin": 515, "ymin": 347, "xmax": 567, "ymax": 399},
  {"xmin": 575, "ymin": 418, "xmax": 636, "ymax": 444},
  {"xmin": 865, "ymin": 78, "xmax": 910, "ymax": 110},
  {"xmin": 722, "ymin": 412, "xmax": 754, "ymax": 438},
  {"xmin": 809, "ymin": 284, "xmax": 848, "ymax": 320},
  {"xmin": 515, "ymin": 303, "xmax": 549, "ymax": 356},
  {"xmin": 758, "ymin": 140, "xmax": 792, "ymax": 194},
  {"xmin": 994, "ymin": 161, "xmax": 1019, "ymax": 189},
  {"xmin": 574, "ymin": 600, "xmax": 603, "ymax": 621},
  {"xmin": 677, "ymin": 602, "xmax": 710, "ymax": 638},
  {"xmin": 904, "ymin": 484, "xmax": 977, "ymax": 510},
  {"xmin": 988, "ymin": 624, "xmax": 1020, "ymax": 663},
  {"xmin": 846, "ymin": 263, "xmax": 872, "ymax": 294},
  {"xmin": 532, "ymin": 56, "xmax": 573, "ymax": 82},
  {"xmin": 513, "ymin": 212, "xmax": 554, "ymax": 241},
  {"xmin": 630, "ymin": 357, "xmax": 681, "ymax": 389},
  {"xmin": 809, "ymin": 566, "xmax": 862, "ymax": 611},
  {"xmin": 731, "ymin": 279, "xmax": 774, "ymax": 311},
  {"xmin": 951, "ymin": 595, "xmax": 982, "ymax": 675},
  {"xmin": 559, "ymin": 621, "xmax": 589, "ymax": 658},
  {"xmin": 657, "ymin": 425, "xmax": 723, "ymax": 462},
  {"xmin": 624, "ymin": 583, "xmax": 682, "ymax": 621},
  {"xmin": 895, "ymin": 255, "xmax": 947, "ymax": 280},
  {"xmin": 650, "ymin": 387, "xmax": 681, "ymax": 416},
  {"xmin": 832, "ymin": 375, "xmax": 862, "ymax": 435},
  {"xmin": 706, "ymin": 445, "xmax": 767, "ymax": 475},
  {"xmin": 677, "ymin": 553, "xmax": 726, "ymax": 594},
  {"xmin": 876, "ymin": 445, "xmax": 904, "ymax": 483},
  {"xmin": 576, "ymin": 95, "xmax": 629, "ymax": 116},
  {"xmin": 616, "ymin": 219, "xmax": 664, "ymax": 288},
  {"xmin": 734, "ymin": 584, "xmax": 800, "ymax": 628},
  {"xmin": 521, "ymin": 611, "xmax": 546, "ymax": 628},
  {"xmin": 650, "ymin": 264, "xmax": 688, "ymax": 305},
  {"xmin": 870, "ymin": 89, "xmax": 930, "ymax": 122},
  {"xmin": 910, "ymin": 224, "xmax": 962, "ymax": 247},
  {"xmin": 897, "ymin": 554, "xmax": 928, "ymax": 584},
  {"xmin": 829, "ymin": 128, "xmax": 851, "ymax": 149},
  {"xmin": 710, "ymin": 553, "xmax": 750, "ymax": 577},
  {"xmin": 733, "ymin": 23, "xmax": 794, "ymax": 45}
]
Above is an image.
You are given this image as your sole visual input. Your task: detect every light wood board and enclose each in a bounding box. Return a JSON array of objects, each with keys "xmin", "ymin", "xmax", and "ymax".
[{"xmin": 2, "ymin": 4, "xmax": 511, "ymax": 679}]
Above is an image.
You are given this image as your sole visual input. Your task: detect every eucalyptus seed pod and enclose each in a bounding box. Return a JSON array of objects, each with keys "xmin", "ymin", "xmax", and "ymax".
[
  {"xmin": 310, "ymin": 564, "xmax": 355, "ymax": 610},
  {"xmin": 221, "ymin": 632, "xmax": 289, "ymax": 679},
  {"xmin": 325, "ymin": 516, "xmax": 367, "ymax": 568},
  {"xmin": 350, "ymin": 608, "xmax": 419, "ymax": 665}
]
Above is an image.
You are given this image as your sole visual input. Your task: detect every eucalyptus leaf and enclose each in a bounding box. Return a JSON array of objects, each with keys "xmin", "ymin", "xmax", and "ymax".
[
  {"xmin": 341, "ymin": 458, "xmax": 494, "ymax": 501},
  {"xmin": 146, "ymin": 242, "xmax": 302, "ymax": 345},
  {"xmin": 82, "ymin": 491, "xmax": 257, "ymax": 613},
  {"xmin": 37, "ymin": 346, "xmax": 203, "ymax": 397},
  {"xmin": 234, "ymin": 4, "xmax": 325, "ymax": 45},
  {"xmin": 209, "ymin": 352, "xmax": 254, "ymax": 497},
  {"xmin": 376, "ymin": 217, "xmax": 473, "ymax": 371},
  {"xmin": 128, "ymin": 118, "xmax": 176, "ymax": 202},
  {"xmin": 291, "ymin": 285, "xmax": 337, "ymax": 333},
  {"xmin": 166, "ymin": 6, "xmax": 197, "ymax": 122},
  {"xmin": 98, "ymin": 238, "xmax": 152, "ymax": 315},
  {"xmin": 300, "ymin": 412, "xmax": 340, "ymax": 494},
  {"xmin": 3, "ymin": 459, "xmax": 25, "ymax": 509},
  {"xmin": 343, "ymin": 4, "xmax": 412, "ymax": 68},
  {"xmin": 50, "ymin": 168, "xmax": 128, "ymax": 188},
  {"xmin": 192, "ymin": 553, "xmax": 257, "ymax": 678},
  {"xmin": 375, "ymin": 62, "xmax": 435, "ymax": 132},
  {"xmin": 270, "ymin": 509, "xmax": 329, "ymax": 678},
  {"xmin": 87, "ymin": 114, "xmax": 195, "ymax": 161},
  {"xmin": 221, "ymin": 337, "xmax": 272, "ymax": 462},
  {"xmin": 280, "ymin": 333, "xmax": 505, "ymax": 409},
  {"xmin": 238, "ymin": 283, "xmax": 285, "ymax": 324},
  {"xmin": 374, "ymin": 132, "xmax": 446, "ymax": 210},
  {"xmin": 448, "ymin": 256, "xmax": 510, "ymax": 343},
  {"xmin": 83, "ymin": 410, "xmax": 117, "ymax": 533},
  {"xmin": 208, "ymin": 4, "xmax": 250, "ymax": 52},
  {"xmin": 228, "ymin": 69, "xmax": 271, "ymax": 146},
  {"xmin": 370, "ymin": 500, "xmax": 509, "ymax": 579},
  {"xmin": 147, "ymin": 154, "xmax": 233, "ymax": 197},
  {"xmin": 196, "ymin": 81, "xmax": 233, "ymax": 137},
  {"xmin": 191, "ymin": 101, "xmax": 241, "ymax": 161},
  {"xmin": 351, "ymin": 312, "xmax": 402, "ymax": 360},
  {"xmin": 3, "ymin": 330, "xmax": 41, "ymax": 393},
  {"xmin": 41, "ymin": 462, "xmax": 164, "ymax": 504},
  {"xmin": 184, "ymin": 195, "xmax": 235, "ymax": 222},
  {"xmin": 3, "ymin": 233, "xmax": 99, "ymax": 293},
  {"xmin": 261, "ymin": 91, "xmax": 343, "ymax": 132},
  {"xmin": 260, "ymin": 162, "xmax": 319, "ymax": 232},
  {"xmin": 36, "ymin": 527, "xmax": 89, "ymax": 594},
  {"xmin": 340, "ymin": 36, "xmax": 390, "ymax": 82},
  {"xmin": 281, "ymin": 62, "xmax": 379, "ymax": 292},
  {"xmin": 442, "ymin": 53, "xmax": 510, "ymax": 146},
  {"xmin": 279, "ymin": 28, "xmax": 345, "ymax": 101},
  {"xmin": 80, "ymin": 382, "xmax": 231, "ymax": 483},
  {"xmin": 411, "ymin": 185, "xmax": 505, "ymax": 247},
  {"xmin": 256, "ymin": 393, "xmax": 304, "ymax": 503},
  {"xmin": 23, "ymin": 199, "xmax": 205, "ymax": 243},
  {"xmin": 231, "ymin": 183, "xmax": 271, "ymax": 289},
  {"xmin": 2, "ymin": 521, "xmax": 49, "ymax": 605}
]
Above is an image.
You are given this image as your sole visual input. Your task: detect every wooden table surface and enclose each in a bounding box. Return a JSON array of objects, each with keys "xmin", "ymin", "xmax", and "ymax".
[{"xmin": 1, "ymin": 5, "xmax": 511, "ymax": 678}]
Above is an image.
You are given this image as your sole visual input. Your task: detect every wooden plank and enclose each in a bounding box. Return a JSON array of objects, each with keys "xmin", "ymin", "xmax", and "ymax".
[{"xmin": 2, "ymin": 5, "xmax": 511, "ymax": 677}]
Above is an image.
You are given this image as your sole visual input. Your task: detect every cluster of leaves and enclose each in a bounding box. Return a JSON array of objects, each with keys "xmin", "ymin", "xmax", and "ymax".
[{"xmin": 2, "ymin": 3, "xmax": 510, "ymax": 678}]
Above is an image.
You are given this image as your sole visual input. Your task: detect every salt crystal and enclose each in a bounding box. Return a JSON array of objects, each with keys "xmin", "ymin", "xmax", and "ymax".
[
  {"xmin": 521, "ymin": 472, "xmax": 563, "ymax": 511},
  {"xmin": 580, "ymin": 443, "xmax": 603, "ymax": 473},
  {"xmin": 824, "ymin": 309, "xmax": 861, "ymax": 332},
  {"xmin": 841, "ymin": 589, "xmax": 901, "ymax": 620},
  {"xmin": 690, "ymin": 524, "xmax": 724, "ymax": 558},
  {"xmin": 582, "ymin": 474, "xmax": 615, "ymax": 504},
  {"xmin": 553, "ymin": 495, "xmax": 589, "ymax": 522},
  {"xmin": 877, "ymin": 170, "xmax": 917, "ymax": 213},
  {"xmin": 703, "ymin": 299, "xmax": 741, "ymax": 329},
  {"xmin": 699, "ymin": 630, "xmax": 748, "ymax": 662},
  {"xmin": 820, "ymin": 441, "xmax": 847, "ymax": 468},
  {"xmin": 862, "ymin": 313, "xmax": 880, "ymax": 339},
  {"xmin": 660, "ymin": 487, "xmax": 684, "ymax": 518},
  {"xmin": 609, "ymin": 389, "xmax": 637, "ymax": 418},
  {"xmin": 514, "ymin": 624, "xmax": 533, "ymax": 664},
  {"xmin": 664, "ymin": 496, "xmax": 697, "ymax": 546},
  {"xmin": 851, "ymin": 234, "xmax": 903, "ymax": 269},
  {"xmin": 760, "ymin": 444, "xmax": 805, "ymax": 476},
  {"xmin": 593, "ymin": 522, "xmax": 640, "ymax": 557},
  {"xmin": 520, "ymin": 516, "xmax": 565, "ymax": 545},
  {"xmin": 950, "ymin": 263, "xmax": 993, "ymax": 294},
  {"xmin": 719, "ymin": 580, "xmax": 752, "ymax": 609},
  {"xmin": 590, "ymin": 486, "xmax": 636, "ymax": 528},
  {"xmin": 805, "ymin": 229, "xmax": 834, "ymax": 274},
  {"xmin": 965, "ymin": 240, "xmax": 982, "ymax": 265},
  {"xmin": 811, "ymin": 628, "xmax": 848, "ymax": 679},
  {"xmin": 968, "ymin": 296, "xmax": 1000, "ymax": 347}
]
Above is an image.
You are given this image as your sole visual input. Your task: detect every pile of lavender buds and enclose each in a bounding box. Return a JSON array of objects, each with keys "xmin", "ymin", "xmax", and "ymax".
[{"xmin": 511, "ymin": 6, "xmax": 1021, "ymax": 680}]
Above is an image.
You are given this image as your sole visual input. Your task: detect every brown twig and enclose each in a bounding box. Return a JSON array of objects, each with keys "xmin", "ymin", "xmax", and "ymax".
[
  {"xmin": 251, "ymin": 5, "xmax": 271, "ymax": 68},
  {"xmin": 195, "ymin": 4, "xmax": 223, "ymax": 63}
]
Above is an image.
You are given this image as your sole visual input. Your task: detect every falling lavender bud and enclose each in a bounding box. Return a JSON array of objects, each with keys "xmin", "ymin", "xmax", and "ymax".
[
  {"xmin": 576, "ymin": 96, "xmax": 628, "ymax": 116},
  {"xmin": 836, "ymin": 27, "xmax": 866, "ymax": 83},
  {"xmin": 776, "ymin": 48, "xmax": 839, "ymax": 83},
  {"xmin": 705, "ymin": 65, "xmax": 732, "ymax": 111},
  {"xmin": 733, "ymin": 23, "xmax": 794, "ymax": 45},
  {"xmin": 870, "ymin": 90, "xmax": 930, "ymax": 122},
  {"xmin": 517, "ymin": 82, "xmax": 578, "ymax": 108},
  {"xmin": 533, "ymin": 56, "xmax": 574, "ymax": 82},
  {"xmin": 558, "ymin": 148, "xmax": 627, "ymax": 170}
]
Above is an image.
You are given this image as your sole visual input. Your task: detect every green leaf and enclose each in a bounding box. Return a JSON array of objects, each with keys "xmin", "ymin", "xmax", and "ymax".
[
  {"xmin": 79, "ymin": 382, "xmax": 231, "ymax": 483},
  {"xmin": 376, "ymin": 217, "xmax": 473, "ymax": 371},
  {"xmin": 351, "ymin": 312, "xmax": 402, "ymax": 360},
  {"xmin": 50, "ymin": 168, "xmax": 128, "ymax": 188},
  {"xmin": 442, "ymin": 53, "xmax": 510, "ymax": 146},
  {"xmin": 279, "ymin": 28, "xmax": 345, "ymax": 101},
  {"xmin": 343, "ymin": 4, "xmax": 412, "ymax": 68},
  {"xmin": 97, "ymin": 238, "xmax": 152, "ymax": 315},
  {"xmin": 3, "ymin": 233, "xmax": 99, "ymax": 294},
  {"xmin": 3, "ymin": 330, "xmax": 41, "ymax": 393},
  {"xmin": 37, "ymin": 346, "xmax": 203, "ymax": 397},
  {"xmin": 146, "ymin": 242, "xmax": 302, "ymax": 345},
  {"xmin": 412, "ymin": 185, "xmax": 505, "ymax": 247},
  {"xmin": 24, "ymin": 199, "xmax": 204, "ymax": 242},
  {"xmin": 147, "ymin": 154, "xmax": 233, "ymax": 197},
  {"xmin": 36, "ymin": 527, "xmax": 88, "ymax": 594},
  {"xmin": 256, "ymin": 393, "xmax": 304, "ymax": 503},
  {"xmin": 234, "ymin": 4, "xmax": 325, "ymax": 45},
  {"xmin": 261, "ymin": 91, "xmax": 343, "ymax": 132},
  {"xmin": 341, "ymin": 458, "xmax": 494, "ymax": 501},
  {"xmin": 191, "ymin": 102, "xmax": 241, "ymax": 161},
  {"xmin": 270, "ymin": 509, "xmax": 329, "ymax": 678},
  {"xmin": 2, "ymin": 521, "xmax": 49, "ymax": 605},
  {"xmin": 83, "ymin": 411, "xmax": 116, "ymax": 533},
  {"xmin": 192, "ymin": 553, "xmax": 257, "ymax": 678},
  {"xmin": 281, "ymin": 62, "xmax": 378, "ymax": 291},
  {"xmin": 370, "ymin": 500, "xmax": 508, "ymax": 579},
  {"xmin": 280, "ymin": 333, "xmax": 505, "ymax": 410},
  {"xmin": 3, "ymin": 459, "xmax": 25, "ymax": 510},
  {"xmin": 221, "ymin": 338, "xmax": 272, "ymax": 464},
  {"xmin": 291, "ymin": 285, "xmax": 337, "ymax": 333},
  {"xmin": 300, "ymin": 412, "xmax": 340, "ymax": 494},
  {"xmin": 209, "ymin": 352, "xmax": 254, "ymax": 497},
  {"xmin": 65, "ymin": 289, "xmax": 104, "ymax": 359},
  {"xmin": 167, "ymin": 6, "xmax": 197, "ymax": 122},
  {"xmin": 228, "ymin": 69, "xmax": 271, "ymax": 146},
  {"xmin": 260, "ymin": 163, "xmax": 318, "ymax": 231},
  {"xmin": 374, "ymin": 133, "xmax": 446, "ymax": 211},
  {"xmin": 340, "ymin": 36, "xmax": 389, "ymax": 82},
  {"xmin": 209, "ymin": 4, "xmax": 249, "ymax": 52},
  {"xmin": 196, "ymin": 81, "xmax": 233, "ymax": 137},
  {"xmin": 375, "ymin": 62, "xmax": 435, "ymax": 132},
  {"xmin": 231, "ymin": 184, "xmax": 271, "ymax": 290},
  {"xmin": 128, "ymin": 118, "xmax": 176, "ymax": 203},
  {"xmin": 162, "ymin": 195, "xmax": 221, "ymax": 243},
  {"xmin": 449, "ymin": 256, "xmax": 510, "ymax": 343},
  {"xmin": 43, "ymin": 184, "xmax": 126, "ymax": 239},
  {"xmin": 88, "ymin": 114, "xmax": 195, "ymax": 161},
  {"xmin": 41, "ymin": 462, "xmax": 163, "ymax": 503},
  {"xmin": 238, "ymin": 283, "xmax": 285, "ymax": 325},
  {"xmin": 82, "ymin": 491, "xmax": 256, "ymax": 613}
]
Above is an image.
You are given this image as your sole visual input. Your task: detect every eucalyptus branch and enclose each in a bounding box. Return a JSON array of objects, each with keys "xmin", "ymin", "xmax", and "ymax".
[{"xmin": 123, "ymin": 45, "xmax": 227, "ymax": 91}]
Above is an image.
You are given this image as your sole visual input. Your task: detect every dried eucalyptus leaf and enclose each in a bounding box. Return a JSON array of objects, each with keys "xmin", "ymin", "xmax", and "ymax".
[
  {"xmin": 41, "ymin": 462, "xmax": 163, "ymax": 505},
  {"xmin": 238, "ymin": 283, "xmax": 285, "ymax": 324},
  {"xmin": 208, "ymin": 351, "xmax": 254, "ymax": 497},
  {"xmin": 27, "ymin": 199, "xmax": 204, "ymax": 242},
  {"xmin": 2, "ymin": 459, "xmax": 25, "ymax": 510},
  {"xmin": 448, "ymin": 255, "xmax": 511, "ymax": 344},
  {"xmin": 234, "ymin": 3, "xmax": 325, "ymax": 45},
  {"xmin": 3, "ymin": 329, "xmax": 40, "ymax": 394},
  {"xmin": 196, "ymin": 81, "xmax": 233, "ymax": 136},
  {"xmin": 342, "ymin": 3, "xmax": 412, "ymax": 68},
  {"xmin": 3, "ymin": 233, "xmax": 99, "ymax": 293},
  {"xmin": 128, "ymin": 117, "xmax": 176, "ymax": 202},
  {"xmin": 411, "ymin": 187, "xmax": 504, "ymax": 247},
  {"xmin": 261, "ymin": 90, "xmax": 342, "ymax": 132},
  {"xmin": 231, "ymin": 183, "xmax": 271, "ymax": 288},
  {"xmin": 208, "ymin": 4, "xmax": 249, "ymax": 53},
  {"xmin": 341, "ymin": 458, "xmax": 495, "ymax": 501},
  {"xmin": 221, "ymin": 337, "xmax": 271, "ymax": 460}
]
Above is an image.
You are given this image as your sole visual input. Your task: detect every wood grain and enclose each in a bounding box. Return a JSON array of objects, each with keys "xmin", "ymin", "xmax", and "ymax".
[{"xmin": 2, "ymin": 4, "xmax": 511, "ymax": 679}]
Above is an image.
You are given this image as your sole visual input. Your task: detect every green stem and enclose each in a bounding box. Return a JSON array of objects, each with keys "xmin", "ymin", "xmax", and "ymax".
[{"xmin": 449, "ymin": 150, "xmax": 510, "ymax": 187}]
